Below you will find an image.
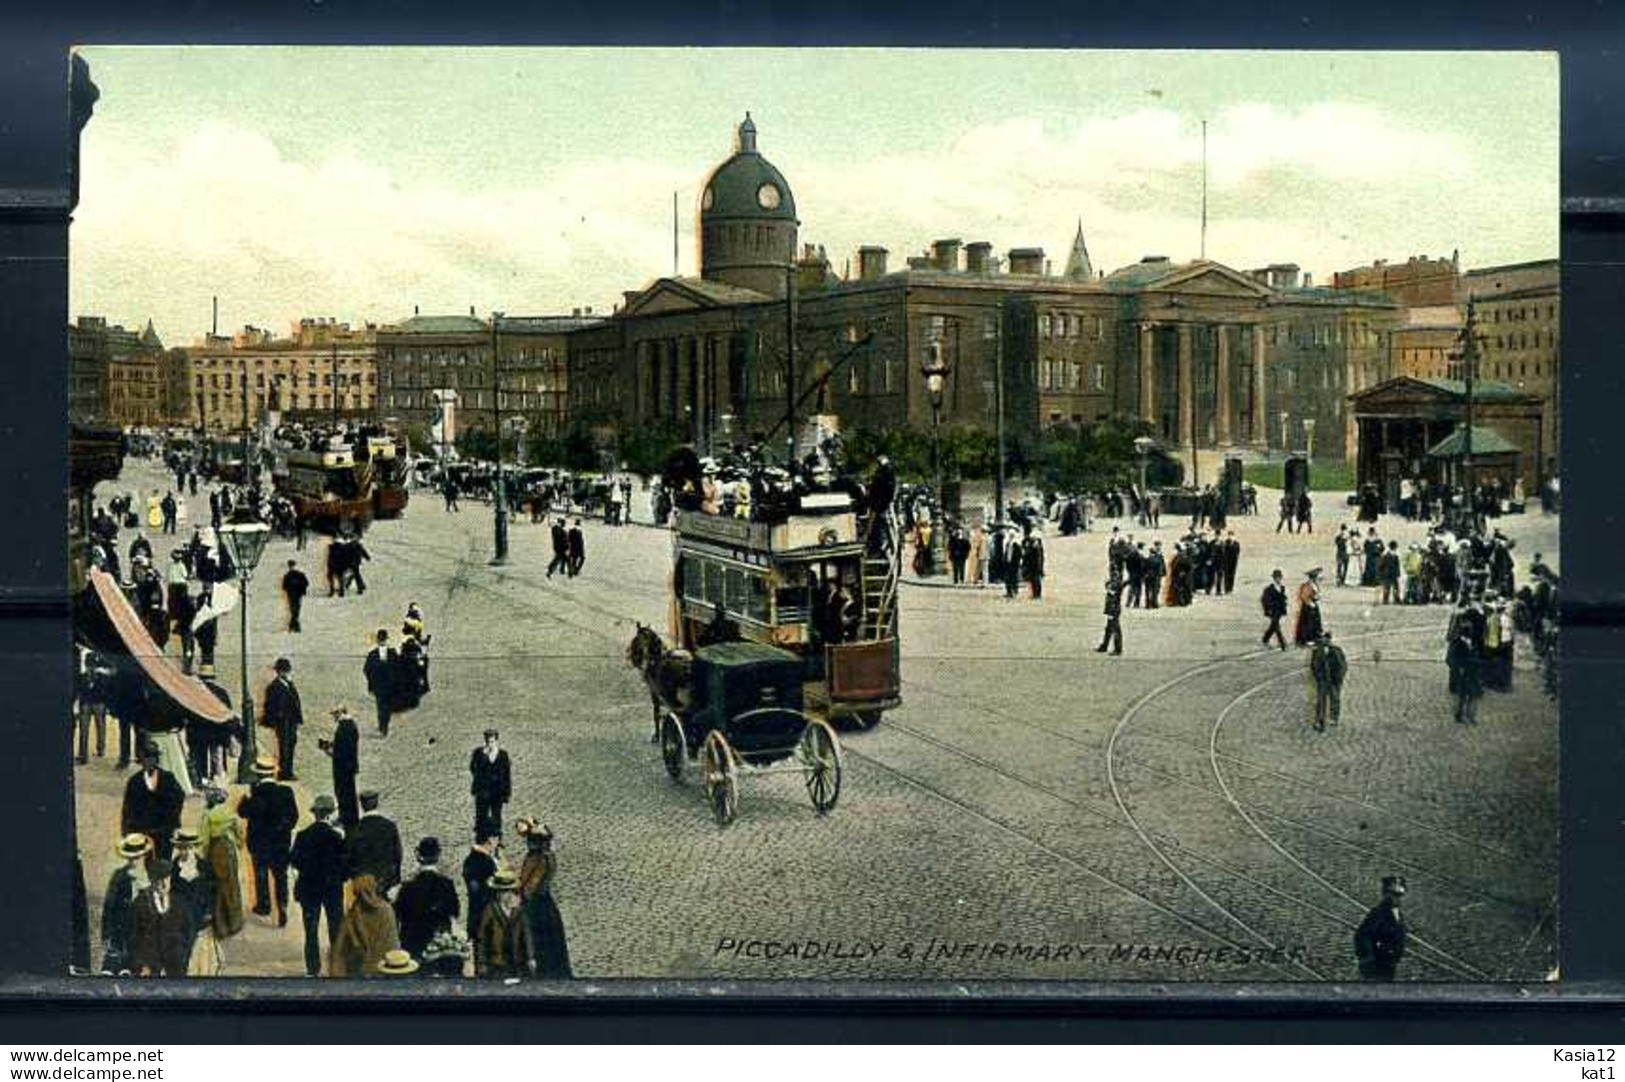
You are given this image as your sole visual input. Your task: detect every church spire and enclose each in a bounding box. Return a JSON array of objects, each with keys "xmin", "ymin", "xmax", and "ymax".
[{"xmin": 1063, "ymin": 218, "xmax": 1093, "ymax": 280}]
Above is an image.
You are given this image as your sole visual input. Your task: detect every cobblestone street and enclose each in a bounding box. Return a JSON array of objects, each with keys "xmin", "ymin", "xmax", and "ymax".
[{"xmin": 78, "ymin": 464, "xmax": 1558, "ymax": 983}]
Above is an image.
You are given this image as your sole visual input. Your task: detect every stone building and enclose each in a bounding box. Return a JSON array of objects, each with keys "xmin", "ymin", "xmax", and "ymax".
[
  {"xmin": 68, "ymin": 317, "xmax": 110, "ymax": 424},
  {"xmin": 1461, "ymin": 259, "xmax": 1559, "ymax": 446},
  {"xmin": 107, "ymin": 351, "xmax": 161, "ymax": 428},
  {"xmin": 1348, "ymin": 376, "xmax": 1548, "ymax": 496},
  {"xmin": 186, "ymin": 318, "xmax": 378, "ymax": 432},
  {"xmin": 1332, "ymin": 253, "xmax": 1460, "ymax": 307},
  {"xmin": 1389, "ymin": 305, "xmax": 1464, "ymax": 382},
  {"xmin": 560, "ymin": 115, "xmax": 1406, "ymax": 475},
  {"xmin": 375, "ymin": 310, "xmax": 604, "ymax": 440}
]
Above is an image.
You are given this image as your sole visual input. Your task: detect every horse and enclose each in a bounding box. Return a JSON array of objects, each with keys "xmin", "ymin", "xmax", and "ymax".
[{"xmin": 627, "ymin": 623, "xmax": 693, "ymax": 743}]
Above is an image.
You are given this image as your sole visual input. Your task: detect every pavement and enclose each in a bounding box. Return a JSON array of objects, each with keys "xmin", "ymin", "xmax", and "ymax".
[{"xmin": 78, "ymin": 462, "xmax": 1560, "ymax": 982}]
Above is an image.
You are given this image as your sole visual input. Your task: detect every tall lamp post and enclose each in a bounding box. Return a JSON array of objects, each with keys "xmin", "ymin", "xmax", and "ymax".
[
  {"xmin": 490, "ymin": 312, "xmax": 509, "ymax": 565},
  {"xmin": 921, "ymin": 341, "xmax": 950, "ymax": 573},
  {"xmin": 218, "ymin": 518, "xmax": 272, "ymax": 784},
  {"xmin": 1134, "ymin": 436, "xmax": 1155, "ymax": 523}
]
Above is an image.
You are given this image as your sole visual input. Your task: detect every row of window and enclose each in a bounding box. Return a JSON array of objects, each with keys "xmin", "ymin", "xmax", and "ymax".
[
  {"xmin": 1488, "ymin": 304, "xmax": 1556, "ymax": 323},
  {"xmin": 383, "ymin": 391, "xmax": 559, "ymax": 411},
  {"xmin": 681, "ymin": 555, "xmax": 773, "ymax": 625},
  {"xmin": 1038, "ymin": 312, "xmax": 1106, "ymax": 341},
  {"xmin": 702, "ymin": 223, "xmax": 782, "ymax": 258},
  {"xmin": 195, "ymin": 371, "xmax": 370, "ymax": 390},
  {"xmin": 1039, "ymin": 358, "xmax": 1105, "ymax": 392},
  {"xmin": 195, "ymin": 355, "xmax": 368, "ymax": 369},
  {"xmin": 198, "ymin": 392, "xmax": 369, "ymax": 414},
  {"xmin": 1490, "ymin": 330, "xmax": 1557, "ymax": 350}
]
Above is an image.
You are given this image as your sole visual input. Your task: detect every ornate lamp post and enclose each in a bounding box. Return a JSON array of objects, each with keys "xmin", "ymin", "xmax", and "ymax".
[
  {"xmin": 921, "ymin": 341, "xmax": 950, "ymax": 573},
  {"xmin": 218, "ymin": 518, "xmax": 272, "ymax": 784}
]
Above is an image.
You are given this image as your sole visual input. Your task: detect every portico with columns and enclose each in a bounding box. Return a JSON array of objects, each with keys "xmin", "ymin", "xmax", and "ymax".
[{"xmin": 1115, "ymin": 260, "xmax": 1277, "ymax": 470}]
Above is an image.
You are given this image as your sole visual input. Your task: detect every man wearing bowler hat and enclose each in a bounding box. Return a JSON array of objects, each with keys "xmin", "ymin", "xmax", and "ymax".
[
  {"xmin": 321, "ymin": 706, "xmax": 362, "ymax": 829},
  {"xmin": 262, "ymin": 657, "xmax": 303, "ymax": 781},
  {"xmin": 347, "ymin": 790, "xmax": 403, "ymax": 896},
  {"xmin": 1354, "ymin": 875, "xmax": 1409, "ymax": 980},
  {"xmin": 237, "ymin": 756, "xmax": 299, "ymax": 925}
]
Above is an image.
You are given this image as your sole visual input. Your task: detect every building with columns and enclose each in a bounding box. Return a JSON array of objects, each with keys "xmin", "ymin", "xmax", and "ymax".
[{"xmin": 554, "ymin": 115, "xmax": 1412, "ymax": 474}]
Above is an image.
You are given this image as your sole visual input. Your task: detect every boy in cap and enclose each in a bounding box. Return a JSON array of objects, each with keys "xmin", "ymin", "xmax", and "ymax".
[{"xmin": 1354, "ymin": 875, "xmax": 1408, "ymax": 980}]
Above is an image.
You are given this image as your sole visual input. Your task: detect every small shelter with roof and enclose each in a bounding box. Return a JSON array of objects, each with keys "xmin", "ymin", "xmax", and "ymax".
[{"xmin": 1347, "ymin": 375, "xmax": 1547, "ymax": 502}]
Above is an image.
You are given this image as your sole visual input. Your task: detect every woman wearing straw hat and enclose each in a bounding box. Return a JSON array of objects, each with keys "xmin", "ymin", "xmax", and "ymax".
[
  {"xmin": 195, "ymin": 786, "xmax": 245, "ymax": 956},
  {"xmin": 474, "ymin": 869, "xmax": 534, "ymax": 979},
  {"xmin": 327, "ymin": 874, "xmax": 399, "ymax": 978},
  {"xmin": 515, "ymin": 818, "xmax": 573, "ymax": 979},
  {"xmin": 98, "ymin": 833, "xmax": 152, "ymax": 975}
]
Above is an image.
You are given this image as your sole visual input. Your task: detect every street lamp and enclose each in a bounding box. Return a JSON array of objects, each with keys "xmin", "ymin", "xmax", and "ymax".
[
  {"xmin": 921, "ymin": 340, "xmax": 949, "ymax": 574},
  {"xmin": 490, "ymin": 312, "xmax": 508, "ymax": 565},
  {"xmin": 1133, "ymin": 436, "xmax": 1156, "ymax": 523},
  {"xmin": 1303, "ymin": 418, "xmax": 1317, "ymax": 462},
  {"xmin": 218, "ymin": 518, "xmax": 272, "ymax": 784}
]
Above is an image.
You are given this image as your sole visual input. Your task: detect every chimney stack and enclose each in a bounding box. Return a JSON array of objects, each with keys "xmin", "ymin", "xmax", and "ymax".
[
  {"xmin": 1007, "ymin": 247, "xmax": 1045, "ymax": 275},
  {"xmin": 858, "ymin": 246, "xmax": 889, "ymax": 280},
  {"xmin": 931, "ymin": 238, "xmax": 962, "ymax": 272},
  {"xmin": 965, "ymin": 242, "xmax": 992, "ymax": 274}
]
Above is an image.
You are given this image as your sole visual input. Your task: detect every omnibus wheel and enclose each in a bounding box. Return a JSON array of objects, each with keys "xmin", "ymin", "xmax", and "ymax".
[
  {"xmin": 799, "ymin": 717, "xmax": 843, "ymax": 815},
  {"xmin": 660, "ymin": 712, "xmax": 686, "ymax": 783},
  {"xmin": 701, "ymin": 730, "xmax": 737, "ymax": 826}
]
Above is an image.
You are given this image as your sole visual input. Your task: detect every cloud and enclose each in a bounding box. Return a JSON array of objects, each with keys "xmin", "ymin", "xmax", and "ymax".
[{"xmin": 70, "ymin": 101, "xmax": 1543, "ymax": 342}]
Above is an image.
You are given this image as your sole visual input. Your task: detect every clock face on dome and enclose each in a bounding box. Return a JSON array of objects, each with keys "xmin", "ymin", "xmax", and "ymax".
[
  {"xmin": 756, "ymin": 182, "xmax": 781, "ymax": 210},
  {"xmin": 702, "ymin": 186, "xmax": 714, "ymax": 211}
]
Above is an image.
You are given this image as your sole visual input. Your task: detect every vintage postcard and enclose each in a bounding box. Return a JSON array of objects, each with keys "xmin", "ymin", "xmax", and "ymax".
[{"xmin": 66, "ymin": 47, "xmax": 1558, "ymax": 983}]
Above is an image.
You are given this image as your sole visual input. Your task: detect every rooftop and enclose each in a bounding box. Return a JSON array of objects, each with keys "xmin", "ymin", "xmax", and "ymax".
[{"xmin": 1427, "ymin": 425, "xmax": 1521, "ymax": 458}]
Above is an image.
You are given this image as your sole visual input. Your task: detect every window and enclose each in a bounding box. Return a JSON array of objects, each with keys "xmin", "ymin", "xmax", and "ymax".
[
  {"xmin": 1071, "ymin": 360, "xmax": 1082, "ymax": 389},
  {"xmin": 1039, "ymin": 313, "xmax": 1052, "ymax": 339},
  {"xmin": 847, "ymin": 365, "xmax": 859, "ymax": 394},
  {"xmin": 1091, "ymin": 362, "xmax": 1104, "ymax": 391},
  {"xmin": 308, "ymin": 373, "xmax": 317, "ymax": 387},
  {"xmin": 1095, "ymin": 315, "xmax": 1104, "ymax": 341}
]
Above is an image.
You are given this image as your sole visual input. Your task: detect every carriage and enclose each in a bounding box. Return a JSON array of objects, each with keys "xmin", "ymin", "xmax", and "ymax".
[
  {"xmin": 647, "ymin": 640, "xmax": 842, "ymax": 825},
  {"xmin": 626, "ymin": 484, "xmax": 901, "ymax": 824}
]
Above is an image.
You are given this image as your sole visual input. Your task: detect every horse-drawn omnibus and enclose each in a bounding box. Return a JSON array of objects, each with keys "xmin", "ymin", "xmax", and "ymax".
[
  {"xmin": 272, "ymin": 433, "xmax": 410, "ymax": 532},
  {"xmin": 628, "ymin": 486, "xmax": 902, "ymax": 823}
]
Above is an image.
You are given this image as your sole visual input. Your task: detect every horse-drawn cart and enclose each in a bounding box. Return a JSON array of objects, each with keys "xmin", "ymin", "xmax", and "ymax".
[{"xmin": 649, "ymin": 641, "xmax": 841, "ymax": 826}]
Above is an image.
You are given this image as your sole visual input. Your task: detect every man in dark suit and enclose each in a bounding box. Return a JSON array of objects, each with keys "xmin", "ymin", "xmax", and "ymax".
[
  {"xmin": 281, "ymin": 558, "xmax": 309, "ymax": 632},
  {"xmin": 322, "ymin": 706, "xmax": 362, "ymax": 829},
  {"xmin": 1222, "ymin": 532, "xmax": 1242, "ymax": 595},
  {"xmin": 1095, "ymin": 572, "xmax": 1124, "ymax": 656},
  {"xmin": 1261, "ymin": 569, "xmax": 1289, "ymax": 650},
  {"xmin": 127, "ymin": 860, "xmax": 195, "ymax": 977},
  {"xmin": 469, "ymin": 729, "xmax": 513, "ymax": 840},
  {"xmin": 100, "ymin": 834, "xmax": 153, "ymax": 974},
  {"xmin": 547, "ymin": 518, "xmax": 568, "ymax": 578},
  {"xmin": 363, "ymin": 630, "xmax": 396, "ymax": 737},
  {"xmin": 262, "ymin": 657, "xmax": 303, "ymax": 781},
  {"xmin": 290, "ymin": 793, "xmax": 347, "ymax": 977},
  {"xmin": 566, "ymin": 518, "xmax": 586, "ymax": 577},
  {"xmin": 237, "ymin": 757, "xmax": 300, "ymax": 925},
  {"xmin": 120, "ymin": 743, "xmax": 186, "ymax": 862},
  {"xmin": 347, "ymin": 790, "xmax": 403, "ymax": 895},
  {"xmin": 394, "ymin": 837, "xmax": 461, "ymax": 959}
]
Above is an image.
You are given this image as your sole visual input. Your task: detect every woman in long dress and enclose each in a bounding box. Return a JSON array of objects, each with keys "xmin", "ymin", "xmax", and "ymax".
[
  {"xmin": 515, "ymin": 820, "xmax": 573, "ymax": 979},
  {"xmin": 328, "ymin": 875, "xmax": 400, "ymax": 977},
  {"xmin": 194, "ymin": 786, "xmax": 244, "ymax": 974},
  {"xmin": 1293, "ymin": 569, "xmax": 1324, "ymax": 646}
]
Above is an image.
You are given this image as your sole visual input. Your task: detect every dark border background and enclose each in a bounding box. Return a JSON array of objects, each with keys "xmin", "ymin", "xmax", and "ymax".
[{"xmin": 4, "ymin": 0, "xmax": 1624, "ymax": 1043}]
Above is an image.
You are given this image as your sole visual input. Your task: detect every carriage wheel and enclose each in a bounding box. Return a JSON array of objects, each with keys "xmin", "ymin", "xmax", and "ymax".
[
  {"xmin": 701, "ymin": 730, "xmax": 738, "ymax": 826},
  {"xmin": 660, "ymin": 712, "xmax": 685, "ymax": 783},
  {"xmin": 799, "ymin": 717, "xmax": 843, "ymax": 815}
]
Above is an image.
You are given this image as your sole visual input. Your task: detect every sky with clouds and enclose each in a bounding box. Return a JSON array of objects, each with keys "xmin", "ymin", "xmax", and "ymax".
[{"xmin": 70, "ymin": 48, "xmax": 1557, "ymax": 344}]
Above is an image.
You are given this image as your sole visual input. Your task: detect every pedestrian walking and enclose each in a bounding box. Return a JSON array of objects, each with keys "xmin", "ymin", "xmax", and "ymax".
[
  {"xmin": 515, "ymin": 819, "xmax": 573, "ymax": 978},
  {"xmin": 196, "ymin": 786, "xmax": 245, "ymax": 957},
  {"xmin": 1021, "ymin": 527, "xmax": 1045, "ymax": 601},
  {"xmin": 968, "ymin": 523, "xmax": 986, "ymax": 585},
  {"xmin": 470, "ymin": 729, "xmax": 512, "ymax": 840},
  {"xmin": 321, "ymin": 705, "xmax": 361, "ymax": 829},
  {"xmin": 461, "ymin": 832, "xmax": 501, "ymax": 944},
  {"xmin": 394, "ymin": 837, "xmax": 460, "ymax": 960},
  {"xmin": 237, "ymin": 757, "xmax": 299, "ymax": 926},
  {"xmin": 1293, "ymin": 568, "xmax": 1324, "ymax": 647},
  {"xmin": 1096, "ymin": 573, "xmax": 1124, "ymax": 656},
  {"xmin": 1447, "ymin": 619, "xmax": 1484, "ymax": 725},
  {"xmin": 127, "ymin": 859, "xmax": 194, "ymax": 976},
  {"xmin": 1295, "ymin": 491, "xmax": 1314, "ymax": 534},
  {"xmin": 263, "ymin": 657, "xmax": 303, "ymax": 780},
  {"xmin": 99, "ymin": 834, "xmax": 153, "ymax": 974},
  {"xmin": 1222, "ymin": 531, "xmax": 1241, "ymax": 595},
  {"xmin": 167, "ymin": 828, "xmax": 217, "ymax": 975},
  {"xmin": 347, "ymin": 790, "xmax": 403, "ymax": 895},
  {"xmin": 363, "ymin": 630, "xmax": 396, "ymax": 737},
  {"xmin": 343, "ymin": 535, "xmax": 371, "ymax": 595},
  {"xmin": 290, "ymin": 794, "xmax": 347, "ymax": 977},
  {"xmin": 1260, "ymin": 569, "xmax": 1289, "ymax": 650},
  {"xmin": 1276, "ymin": 494, "xmax": 1295, "ymax": 534},
  {"xmin": 121, "ymin": 743, "xmax": 186, "ymax": 863},
  {"xmin": 1334, "ymin": 525, "xmax": 1352, "ymax": 586},
  {"xmin": 1309, "ymin": 632, "xmax": 1347, "ymax": 731},
  {"xmin": 1354, "ymin": 875, "xmax": 1408, "ymax": 980},
  {"xmin": 547, "ymin": 518, "xmax": 569, "ymax": 578},
  {"xmin": 475, "ymin": 869, "xmax": 534, "ymax": 979},
  {"xmin": 281, "ymin": 559, "xmax": 309, "ymax": 632},
  {"xmin": 327, "ymin": 874, "xmax": 400, "ymax": 978},
  {"xmin": 567, "ymin": 518, "xmax": 586, "ymax": 577}
]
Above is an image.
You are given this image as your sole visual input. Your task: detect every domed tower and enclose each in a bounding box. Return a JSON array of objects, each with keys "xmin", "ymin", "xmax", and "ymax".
[{"xmin": 698, "ymin": 113, "xmax": 798, "ymax": 298}]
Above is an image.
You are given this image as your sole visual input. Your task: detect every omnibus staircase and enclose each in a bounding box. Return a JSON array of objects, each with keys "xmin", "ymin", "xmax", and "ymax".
[{"xmin": 857, "ymin": 507, "xmax": 902, "ymax": 642}]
